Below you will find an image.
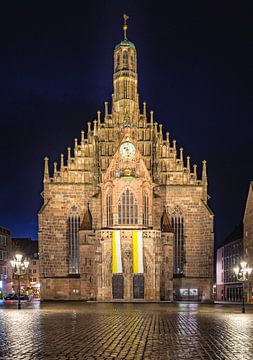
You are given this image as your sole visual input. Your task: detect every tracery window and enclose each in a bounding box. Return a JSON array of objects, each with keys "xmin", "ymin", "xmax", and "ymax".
[
  {"xmin": 142, "ymin": 192, "xmax": 149, "ymax": 225},
  {"xmin": 118, "ymin": 189, "xmax": 138, "ymax": 225},
  {"xmin": 170, "ymin": 206, "xmax": 184, "ymax": 275},
  {"xmin": 106, "ymin": 192, "xmax": 113, "ymax": 226},
  {"xmin": 68, "ymin": 214, "xmax": 80, "ymax": 274}
]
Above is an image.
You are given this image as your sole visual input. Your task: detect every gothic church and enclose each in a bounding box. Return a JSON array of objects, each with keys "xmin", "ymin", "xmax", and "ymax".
[{"xmin": 39, "ymin": 18, "xmax": 214, "ymax": 301}]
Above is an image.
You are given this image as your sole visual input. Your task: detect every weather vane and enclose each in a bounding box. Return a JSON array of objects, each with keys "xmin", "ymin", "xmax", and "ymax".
[{"xmin": 123, "ymin": 14, "xmax": 129, "ymax": 41}]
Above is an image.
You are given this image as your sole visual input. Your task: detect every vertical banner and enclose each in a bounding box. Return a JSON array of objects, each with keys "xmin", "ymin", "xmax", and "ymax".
[
  {"xmin": 132, "ymin": 231, "xmax": 144, "ymax": 274},
  {"xmin": 112, "ymin": 230, "xmax": 122, "ymax": 273}
]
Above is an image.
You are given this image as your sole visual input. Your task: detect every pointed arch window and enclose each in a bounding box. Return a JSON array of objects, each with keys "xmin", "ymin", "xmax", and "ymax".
[
  {"xmin": 170, "ymin": 206, "xmax": 184, "ymax": 275},
  {"xmin": 106, "ymin": 192, "xmax": 113, "ymax": 226},
  {"xmin": 68, "ymin": 214, "xmax": 80, "ymax": 274},
  {"xmin": 123, "ymin": 51, "xmax": 128, "ymax": 68},
  {"xmin": 118, "ymin": 189, "xmax": 138, "ymax": 225},
  {"xmin": 131, "ymin": 55, "xmax": 134, "ymax": 69},
  {"xmin": 116, "ymin": 54, "xmax": 120, "ymax": 70},
  {"xmin": 142, "ymin": 192, "xmax": 149, "ymax": 226}
]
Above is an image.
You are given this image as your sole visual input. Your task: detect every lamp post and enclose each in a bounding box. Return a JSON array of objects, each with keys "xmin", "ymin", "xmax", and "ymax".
[
  {"xmin": 233, "ymin": 261, "xmax": 252, "ymax": 313},
  {"xmin": 10, "ymin": 254, "xmax": 29, "ymax": 310}
]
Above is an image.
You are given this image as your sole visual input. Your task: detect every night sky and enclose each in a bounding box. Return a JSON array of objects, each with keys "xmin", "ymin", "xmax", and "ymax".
[{"xmin": 1, "ymin": 1, "xmax": 253, "ymax": 246}]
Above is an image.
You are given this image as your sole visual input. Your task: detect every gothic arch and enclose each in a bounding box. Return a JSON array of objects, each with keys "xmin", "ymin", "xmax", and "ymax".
[
  {"xmin": 67, "ymin": 207, "xmax": 80, "ymax": 275},
  {"xmin": 168, "ymin": 205, "xmax": 184, "ymax": 275},
  {"xmin": 122, "ymin": 50, "xmax": 129, "ymax": 68}
]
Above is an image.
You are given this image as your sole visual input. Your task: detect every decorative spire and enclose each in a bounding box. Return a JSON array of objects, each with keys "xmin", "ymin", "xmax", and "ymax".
[
  {"xmin": 187, "ymin": 156, "xmax": 190, "ymax": 172},
  {"xmin": 180, "ymin": 148, "xmax": 183, "ymax": 162},
  {"xmin": 193, "ymin": 164, "xmax": 197, "ymax": 178},
  {"xmin": 123, "ymin": 14, "xmax": 129, "ymax": 41},
  {"xmin": 67, "ymin": 147, "xmax": 71, "ymax": 161},
  {"xmin": 202, "ymin": 160, "xmax": 208, "ymax": 203},
  {"xmin": 166, "ymin": 132, "xmax": 170, "ymax": 146},
  {"xmin": 60, "ymin": 154, "xmax": 64, "ymax": 170},
  {"xmin": 97, "ymin": 111, "xmax": 101, "ymax": 126},
  {"xmin": 87, "ymin": 122, "xmax": 91, "ymax": 134},
  {"xmin": 159, "ymin": 124, "xmax": 163, "ymax": 136},
  {"xmin": 104, "ymin": 102, "xmax": 108, "ymax": 118},
  {"xmin": 150, "ymin": 110, "xmax": 154, "ymax": 125},
  {"xmin": 93, "ymin": 120, "xmax": 97, "ymax": 136},
  {"xmin": 43, "ymin": 156, "xmax": 49, "ymax": 183},
  {"xmin": 143, "ymin": 102, "xmax": 147, "ymax": 119},
  {"xmin": 154, "ymin": 122, "xmax": 158, "ymax": 135},
  {"xmin": 53, "ymin": 162, "xmax": 57, "ymax": 177},
  {"xmin": 202, "ymin": 160, "xmax": 207, "ymax": 181},
  {"xmin": 81, "ymin": 130, "xmax": 85, "ymax": 145},
  {"xmin": 173, "ymin": 139, "xmax": 176, "ymax": 150}
]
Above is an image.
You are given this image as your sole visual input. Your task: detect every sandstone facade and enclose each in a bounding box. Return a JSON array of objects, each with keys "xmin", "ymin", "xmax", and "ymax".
[{"xmin": 38, "ymin": 22, "xmax": 214, "ymax": 302}]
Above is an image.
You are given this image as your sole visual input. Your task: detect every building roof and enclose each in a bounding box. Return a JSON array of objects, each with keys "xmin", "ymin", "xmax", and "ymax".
[
  {"xmin": 223, "ymin": 223, "xmax": 243, "ymax": 246},
  {"xmin": 12, "ymin": 238, "xmax": 38, "ymax": 258},
  {"xmin": 115, "ymin": 40, "xmax": 135, "ymax": 49}
]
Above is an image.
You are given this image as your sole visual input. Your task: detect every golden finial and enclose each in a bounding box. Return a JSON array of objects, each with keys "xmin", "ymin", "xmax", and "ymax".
[{"xmin": 123, "ymin": 14, "xmax": 129, "ymax": 40}]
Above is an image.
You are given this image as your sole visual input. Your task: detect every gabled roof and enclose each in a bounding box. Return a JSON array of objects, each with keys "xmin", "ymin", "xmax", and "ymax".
[
  {"xmin": 80, "ymin": 205, "xmax": 92, "ymax": 231},
  {"xmin": 243, "ymin": 181, "xmax": 253, "ymax": 223},
  {"xmin": 161, "ymin": 209, "xmax": 173, "ymax": 233},
  {"xmin": 223, "ymin": 223, "xmax": 243, "ymax": 246}
]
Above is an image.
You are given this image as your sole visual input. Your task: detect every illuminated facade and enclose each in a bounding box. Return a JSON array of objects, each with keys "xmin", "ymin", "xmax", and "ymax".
[
  {"xmin": 244, "ymin": 182, "xmax": 253, "ymax": 303},
  {"xmin": 0, "ymin": 226, "xmax": 12, "ymax": 295},
  {"xmin": 216, "ymin": 225, "xmax": 243, "ymax": 302},
  {"xmin": 39, "ymin": 18, "xmax": 214, "ymax": 301}
]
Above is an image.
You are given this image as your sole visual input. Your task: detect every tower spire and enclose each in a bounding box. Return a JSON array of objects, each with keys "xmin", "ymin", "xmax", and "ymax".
[
  {"xmin": 123, "ymin": 14, "xmax": 129, "ymax": 40},
  {"xmin": 113, "ymin": 15, "xmax": 139, "ymax": 123}
]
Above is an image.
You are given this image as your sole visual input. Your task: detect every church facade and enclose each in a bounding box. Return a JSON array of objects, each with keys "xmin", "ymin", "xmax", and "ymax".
[{"xmin": 39, "ymin": 20, "xmax": 214, "ymax": 302}]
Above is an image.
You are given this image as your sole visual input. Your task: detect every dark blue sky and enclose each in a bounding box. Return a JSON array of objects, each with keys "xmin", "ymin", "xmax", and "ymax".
[{"xmin": 0, "ymin": 1, "xmax": 253, "ymax": 246}]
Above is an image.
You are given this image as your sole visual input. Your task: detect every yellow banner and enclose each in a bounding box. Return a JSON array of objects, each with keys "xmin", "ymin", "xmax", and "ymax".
[
  {"xmin": 132, "ymin": 231, "xmax": 143, "ymax": 274},
  {"xmin": 112, "ymin": 230, "xmax": 122, "ymax": 273}
]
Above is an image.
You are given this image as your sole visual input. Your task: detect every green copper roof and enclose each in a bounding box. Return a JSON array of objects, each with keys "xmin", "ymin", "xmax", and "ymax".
[{"xmin": 115, "ymin": 40, "xmax": 135, "ymax": 49}]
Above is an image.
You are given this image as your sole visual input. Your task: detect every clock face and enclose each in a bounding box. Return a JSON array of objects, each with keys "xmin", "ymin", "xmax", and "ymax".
[{"xmin": 119, "ymin": 142, "xmax": 136, "ymax": 160}]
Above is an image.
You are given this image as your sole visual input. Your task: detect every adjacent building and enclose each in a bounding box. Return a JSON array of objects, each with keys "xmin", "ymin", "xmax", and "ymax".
[
  {"xmin": 244, "ymin": 181, "xmax": 253, "ymax": 303},
  {"xmin": 216, "ymin": 224, "xmax": 243, "ymax": 302},
  {"xmin": 39, "ymin": 19, "xmax": 214, "ymax": 301},
  {"xmin": 0, "ymin": 226, "xmax": 12, "ymax": 296}
]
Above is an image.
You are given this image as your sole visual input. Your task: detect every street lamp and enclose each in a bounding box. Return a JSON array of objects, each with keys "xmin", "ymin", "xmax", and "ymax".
[
  {"xmin": 10, "ymin": 254, "xmax": 29, "ymax": 309},
  {"xmin": 233, "ymin": 261, "xmax": 252, "ymax": 313}
]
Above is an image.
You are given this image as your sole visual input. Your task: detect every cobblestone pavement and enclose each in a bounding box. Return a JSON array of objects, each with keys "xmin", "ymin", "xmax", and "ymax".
[{"xmin": 0, "ymin": 302, "xmax": 253, "ymax": 360}]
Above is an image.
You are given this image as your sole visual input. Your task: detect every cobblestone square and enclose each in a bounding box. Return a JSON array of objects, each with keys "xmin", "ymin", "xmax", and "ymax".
[{"xmin": 0, "ymin": 302, "xmax": 253, "ymax": 360}]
